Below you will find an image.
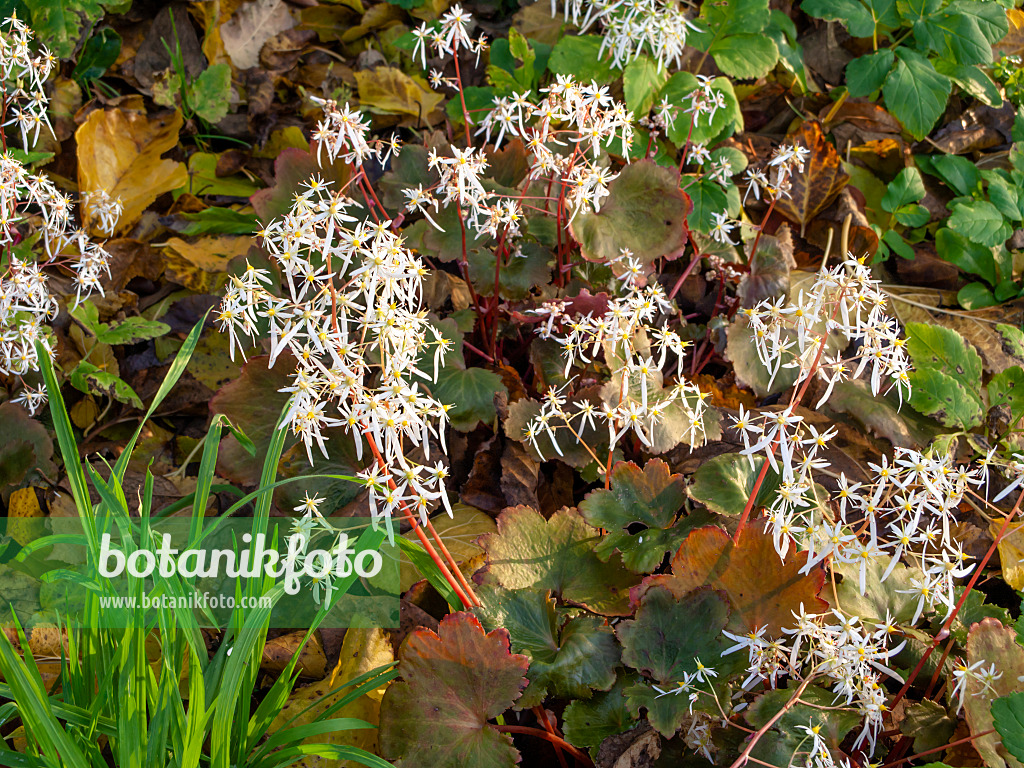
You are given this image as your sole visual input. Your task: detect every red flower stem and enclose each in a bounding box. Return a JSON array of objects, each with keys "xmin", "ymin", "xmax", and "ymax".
[
  {"xmin": 452, "ymin": 55, "xmax": 472, "ymax": 146},
  {"xmin": 491, "ymin": 725, "xmax": 593, "ymax": 766},
  {"xmin": 533, "ymin": 707, "xmax": 569, "ymax": 768},
  {"xmin": 887, "ymin": 489, "xmax": 1023, "ymax": 712},
  {"xmin": 728, "ymin": 674, "xmax": 817, "ymax": 768},
  {"xmin": 733, "ymin": 291, "xmax": 843, "ymax": 542},
  {"xmin": 668, "ymin": 248, "xmax": 703, "ymax": 300},
  {"xmin": 880, "ymin": 729, "xmax": 995, "ymax": 768},
  {"xmin": 363, "ymin": 428, "xmax": 480, "ymax": 608}
]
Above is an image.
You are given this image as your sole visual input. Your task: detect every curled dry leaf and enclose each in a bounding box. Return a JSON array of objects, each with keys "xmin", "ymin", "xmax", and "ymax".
[
  {"xmin": 76, "ymin": 108, "xmax": 188, "ymax": 236},
  {"xmin": 220, "ymin": 0, "xmax": 298, "ymax": 71},
  {"xmin": 355, "ymin": 67, "xmax": 444, "ymax": 119},
  {"xmin": 772, "ymin": 121, "xmax": 850, "ymax": 236}
]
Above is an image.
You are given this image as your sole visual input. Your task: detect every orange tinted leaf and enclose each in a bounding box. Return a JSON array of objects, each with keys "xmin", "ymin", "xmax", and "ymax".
[
  {"xmin": 639, "ymin": 524, "xmax": 828, "ymax": 635},
  {"xmin": 773, "ymin": 121, "xmax": 849, "ymax": 234}
]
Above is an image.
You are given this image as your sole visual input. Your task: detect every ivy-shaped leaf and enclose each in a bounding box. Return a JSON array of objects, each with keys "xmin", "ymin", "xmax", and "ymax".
[
  {"xmin": 578, "ymin": 459, "xmax": 691, "ymax": 573},
  {"xmin": 379, "ymin": 613, "xmax": 529, "ymax": 768},
  {"xmin": 562, "ymin": 678, "xmax": 636, "ymax": 748},
  {"xmin": 481, "ymin": 506, "xmax": 639, "ymax": 615},
  {"xmin": 476, "ymin": 586, "xmax": 620, "ymax": 707}
]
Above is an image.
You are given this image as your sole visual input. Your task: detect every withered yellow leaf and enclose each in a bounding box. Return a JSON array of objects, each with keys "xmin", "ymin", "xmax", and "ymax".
[
  {"xmin": 7, "ymin": 487, "xmax": 44, "ymax": 547},
  {"xmin": 76, "ymin": 108, "xmax": 188, "ymax": 236},
  {"xmin": 355, "ymin": 67, "xmax": 443, "ymax": 118},
  {"xmin": 268, "ymin": 628, "xmax": 394, "ymax": 764},
  {"xmin": 163, "ymin": 236, "xmax": 252, "ymax": 293},
  {"xmin": 992, "ymin": 518, "xmax": 1024, "ymax": 591}
]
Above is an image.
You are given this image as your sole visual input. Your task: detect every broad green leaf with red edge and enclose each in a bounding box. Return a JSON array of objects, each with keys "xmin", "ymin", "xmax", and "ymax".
[
  {"xmin": 570, "ymin": 160, "xmax": 691, "ymax": 265},
  {"xmin": 638, "ymin": 524, "xmax": 827, "ymax": 635},
  {"xmin": 481, "ymin": 506, "xmax": 639, "ymax": 615},
  {"xmin": 475, "ymin": 585, "xmax": 620, "ymax": 707},
  {"xmin": 617, "ymin": 586, "xmax": 728, "ymax": 682},
  {"xmin": 964, "ymin": 618, "xmax": 1024, "ymax": 768},
  {"xmin": 578, "ymin": 459, "xmax": 692, "ymax": 573},
  {"xmin": 378, "ymin": 612, "xmax": 529, "ymax": 768}
]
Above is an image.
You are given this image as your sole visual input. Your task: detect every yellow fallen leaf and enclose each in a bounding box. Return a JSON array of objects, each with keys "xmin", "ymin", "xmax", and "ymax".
[
  {"xmin": 76, "ymin": 108, "xmax": 188, "ymax": 236},
  {"xmin": 400, "ymin": 503, "xmax": 495, "ymax": 591},
  {"xmin": 6, "ymin": 487, "xmax": 44, "ymax": 547},
  {"xmin": 355, "ymin": 67, "xmax": 443, "ymax": 118},
  {"xmin": 992, "ymin": 518, "xmax": 1024, "ymax": 591},
  {"xmin": 163, "ymin": 236, "xmax": 252, "ymax": 292},
  {"xmin": 269, "ymin": 628, "xmax": 394, "ymax": 766}
]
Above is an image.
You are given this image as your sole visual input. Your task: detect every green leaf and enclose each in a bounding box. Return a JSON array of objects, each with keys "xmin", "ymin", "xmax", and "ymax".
[
  {"xmin": 883, "ymin": 228, "xmax": 916, "ymax": 259},
  {"xmin": 191, "ymin": 63, "xmax": 232, "ymax": 124},
  {"xmin": 708, "ymin": 34, "xmax": 779, "ymax": 79},
  {"xmin": 29, "ymin": 0, "xmax": 105, "ymax": 59},
  {"xmin": 467, "ymin": 243, "xmax": 552, "ymax": 301},
  {"xmin": 934, "ymin": 61, "xmax": 1003, "ymax": 107},
  {"xmin": 684, "ymin": 176, "xmax": 730, "ymax": 233},
  {"xmin": 378, "ymin": 613, "xmax": 529, "ymax": 768},
  {"xmin": 429, "ymin": 366, "xmax": 506, "ymax": 432},
  {"xmin": 999, "ymin": 323, "xmax": 1024, "ymax": 360},
  {"xmin": 688, "ymin": 452, "xmax": 780, "ymax": 517},
  {"xmin": 622, "ymin": 56, "xmax": 668, "ymax": 115},
  {"xmin": 616, "ymin": 585, "xmax": 729, "ymax": 684},
  {"xmin": 958, "ymin": 282, "xmax": 998, "ymax": 309},
  {"xmin": 948, "ymin": 0, "xmax": 1009, "ymax": 43},
  {"xmin": 95, "ymin": 317, "xmax": 171, "ymax": 345},
  {"xmin": 182, "ymin": 207, "xmax": 260, "ymax": 235},
  {"xmin": 881, "ymin": 166, "xmax": 926, "ymax": 212},
  {"xmin": 936, "ymin": 227, "xmax": 997, "ymax": 285},
  {"xmin": 882, "ymin": 49, "xmax": 951, "ymax": 140},
  {"xmin": 988, "ymin": 367, "xmax": 1024, "ymax": 416},
  {"xmin": 659, "ymin": 73, "xmax": 743, "ymax": 146},
  {"xmin": 846, "ymin": 49, "xmax": 895, "ymax": 96},
  {"xmin": 905, "ymin": 321, "xmax": 982, "ymax": 387},
  {"xmin": 993, "ymin": 692, "xmax": 1024, "ymax": 762},
  {"xmin": 548, "ymin": 35, "xmax": 617, "ymax": 84},
  {"xmin": 570, "ymin": 160, "xmax": 691, "ymax": 265},
  {"xmin": 803, "ymin": 0, "xmax": 876, "ymax": 37},
  {"xmin": 987, "ymin": 174, "xmax": 1024, "ymax": 222},
  {"xmin": 908, "ymin": 368, "xmax": 984, "ymax": 429},
  {"xmin": 578, "ymin": 459, "xmax": 689, "ymax": 573},
  {"xmin": 72, "ymin": 27, "xmax": 120, "ymax": 82},
  {"xmin": 562, "ymin": 679, "xmax": 636, "ymax": 748},
  {"xmin": 476, "ymin": 586, "xmax": 619, "ymax": 707},
  {"xmin": 928, "ymin": 153, "xmax": 982, "ymax": 195},
  {"xmin": 482, "ymin": 506, "xmax": 639, "ymax": 615},
  {"xmin": 949, "ymin": 200, "xmax": 1011, "ymax": 248},
  {"xmin": 916, "ymin": 12, "xmax": 993, "ymax": 65}
]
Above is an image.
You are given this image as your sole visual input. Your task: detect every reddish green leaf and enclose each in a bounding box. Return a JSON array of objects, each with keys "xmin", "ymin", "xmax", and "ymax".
[
  {"xmin": 570, "ymin": 160, "xmax": 691, "ymax": 265},
  {"xmin": 379, "ymin": 613, "xmax": 529, "ymax": 768}
]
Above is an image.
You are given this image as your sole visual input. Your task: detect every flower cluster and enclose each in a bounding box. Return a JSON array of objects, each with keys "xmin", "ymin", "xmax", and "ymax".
[
  {"xmin": 0, "ymin": 16, "xmax": 119, "ymax": 400},
  {"xmin": 524, "ymin": 274, "xmax": 709, "ymax": 465},
  {"xmin": 554, "ymin": 0, "xmax": 702, "ymax": 70},
  {"xmin": 723, "ymin": 605, "xmax": 906, "ymax": 752},
  {"xmin": 218, "ymin": 101, "xmax": 454, "ymax": 536}
]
